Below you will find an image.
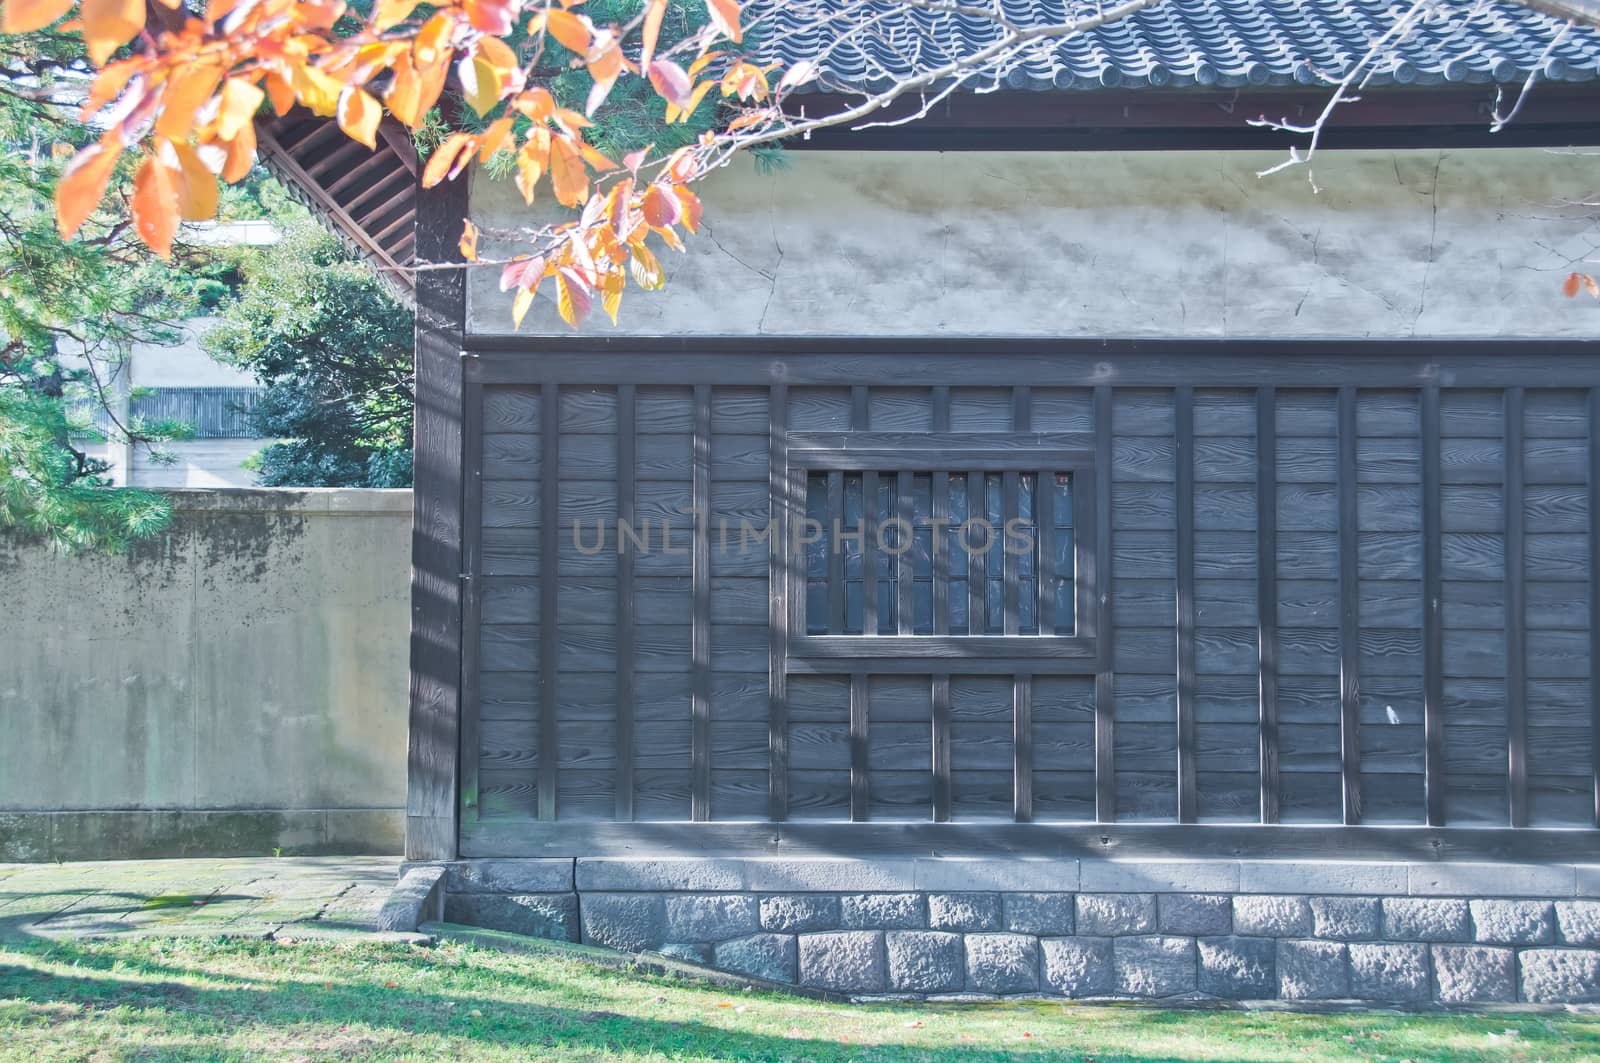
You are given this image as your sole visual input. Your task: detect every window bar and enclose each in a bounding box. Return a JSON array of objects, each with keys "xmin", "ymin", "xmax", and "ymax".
[
  {"xmin": 863, "ymin": 471, "xmax": 880, "ymax": 636},
  {"xmin": 1003, "ymin": 470, "xmax": 1021, "ymax": 636},
  {"xmin": 898, "ymin": 471, "xmax": 915, "ymax": 635},
  {"xmin": 1037, "ymin": 470, "xmax": 1056, "ymax": 636},
  {"xmin": 968, "ymin": 469, "xmax": 987, "ymax": 635},
  {"xmin": 827, "ymin": 471, "xmax": 845, "ymax": 634}
]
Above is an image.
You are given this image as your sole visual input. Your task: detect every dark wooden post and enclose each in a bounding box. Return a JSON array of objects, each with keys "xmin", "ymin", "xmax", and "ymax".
[{"xmin": 405, "ymin": 170, "xmax": 469, "ymax": 862}]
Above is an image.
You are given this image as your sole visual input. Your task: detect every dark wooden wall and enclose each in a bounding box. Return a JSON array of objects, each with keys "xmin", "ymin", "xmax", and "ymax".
[{"xmin": 453, "ymin": 345, "xmax": 1600, "ymax": 857}]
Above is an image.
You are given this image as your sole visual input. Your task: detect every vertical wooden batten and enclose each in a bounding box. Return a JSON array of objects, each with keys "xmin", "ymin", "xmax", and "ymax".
[
  {"xmin": 931, "ymin": 387, "xmax": 952, "ymax": 823},
  {"xmin": 1338, "ymin": 385, "xmax": 1362, "ymax": 825},
  {"xmin": 1094, "ymin": 385, "xmax": 1116, "ymax": 823},
  {"xmin": 1175, "ymin": 385, "xmax": 1197, "ymax": 824},
  {"xmin": 1256, "ymin": 386, "xmax": 1280, "ymax": 825},
  {"xmin": 1505, "ymin": 386, "xmax": 1528, "ymax": 828},
  {"xmin": 1592, "ymin": 388, "xmax": 1600, "ymax": 829},
  {"xmin": 615, "ymin": 383, "xmax": 637, "ymax": 822},
  {"xmin": 769, "ymin": 383, "xmax": 790, "ymax": 823},
  {"xmin": 538, "ymin": 384, "xmax": 560, "ymax": 822},
  {"xmin": 405, "ymin": 171, "xmax": 467, "ymax": 861},
  {"xmin": 1422, "ymin": 385, "xmax": 1445, "ymax": 827},
  {"xmin": 691, "ymin": 384, "xmax": 712, "ymax": 821},
  {"xmin": 458, "ymin": 380, "xmax": 484, "ymax": 832}
]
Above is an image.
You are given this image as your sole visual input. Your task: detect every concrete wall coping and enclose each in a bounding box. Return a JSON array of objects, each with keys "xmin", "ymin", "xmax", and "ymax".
[
  {"xmin": 162, "ymin": 487, "xmax": 413, "ymax": 514},
  {"xmin": 562, "ymin": 858, "xmax": 1600, "ymax": 898}
]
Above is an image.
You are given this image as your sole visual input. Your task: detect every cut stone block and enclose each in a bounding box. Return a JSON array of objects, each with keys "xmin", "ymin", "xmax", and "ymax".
[
  {"xmin": 1432, "ymin": 945, "xmax": 1515, "ymax": 1003},
  {"xmin": 1198, "ymin": 936, "xmax": 1275, "ymax": 999},
  {"xmin": 1114, "ymin": 936, "xmax": 1197, "ymax": 997},
  {"xmin": 714, "ymin": 933, "xmax": 798, "ymax": 983},
  {"xmin": 963, "ymin": 933, "xmax": 1040, "ymax": 994},
  {"xmin": 1348, "ymin": 942, "xmax": 1429, "ymax": 1002},
  {"xmin": 1159, "ymin": 894, "xmax": 1231, "ymax": 936},
  {"xmin": 1277, "ymin": 940, "xmax": 1349, "ymax": 1000},
  {"xmin": 885, "ymin": 931, "xmax": 964, "ymax": 993},
  {"xmin": 1076, "ymin": 893, "xmax": 1156, "ymax": 936},
  {"xmin": 799, "ymin": 931, "xmax": 886, "ymax": 993},
  {"xmin": 840, "ymin": 893, "xmax": 925, "ymax": 930}
]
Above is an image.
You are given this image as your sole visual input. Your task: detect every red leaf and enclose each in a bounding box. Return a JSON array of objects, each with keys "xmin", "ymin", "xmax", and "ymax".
[
  {"xmin": 1565, "ymin": 272, "xmax": 1583, "ymax": 298},
  {"xmin": 647, "ymin": 59, "xmax": 692, "ymax": 110}
]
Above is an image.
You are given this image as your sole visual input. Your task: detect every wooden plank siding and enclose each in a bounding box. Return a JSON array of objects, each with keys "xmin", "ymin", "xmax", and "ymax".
[{"xmin": 452, "ymin": 349, "xmax": 1600, "ymax": 856}]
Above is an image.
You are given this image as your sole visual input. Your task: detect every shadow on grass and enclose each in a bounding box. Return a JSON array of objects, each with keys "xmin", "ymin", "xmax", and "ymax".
[{"xmin": 1, "ymin": 935, "xmax": 1598, "ymax": 1063}]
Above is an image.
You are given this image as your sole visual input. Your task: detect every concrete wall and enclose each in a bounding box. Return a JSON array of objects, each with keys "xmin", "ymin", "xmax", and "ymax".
[
  {"xmin": 0, "ymin": 489, "xmax": 411, "ymax": 860},
  {"xmin": 469, "ymin": 147, "xmax": 1600, "ymax": 338}
]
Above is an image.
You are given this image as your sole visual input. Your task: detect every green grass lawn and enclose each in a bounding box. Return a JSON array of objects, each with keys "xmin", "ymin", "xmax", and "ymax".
[{"xmin": 1, "ymin": 933, "xmax": 1597, "ymax": 1062}]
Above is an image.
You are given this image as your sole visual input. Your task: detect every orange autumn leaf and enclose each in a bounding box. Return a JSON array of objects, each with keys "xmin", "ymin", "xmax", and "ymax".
[
  {"xmin": 548, "ymin": 134, "xmax": 587, "ymax": 208},
  {"xmin": 80, "ymin": 0, "xmax": 143, "ymax": 66},
  {"xmin": 54, "ymin": 139, "xmax": 120, "ymax": 239},
  {"xmin": 705, "ymin": 0, "xmax": 741, "ymax": 43},
  {"xmin": 540, "ymin": 8, "xmax": 591, "ymax": 54},
  {"xmin": 131, "ymin": 154, "xmax": 179, "ymax": 258},
  {"xmin": 422, "ymin": 131, "xmax": 477, "ymax": 186},
  {"xmin": 638, "ymin": 0, "xmax": 666, "ymax": 72},
  {"xmin": 476, "ymin": 115, "xmax": 514, "ymax": 162},
  {"xmin": 155, "ymin": 64, "xmax": 223, "ymax": 140},
  {"xmin": 2, "ymin": 0, "xmax": 73, "ymax": 34},
  {"xmin": 220, "ymin": 117, "xmax": 256, "ymax": 182},
  {"xmin": 337, "ymin": 85, "xmax": 381, "ymax": 149},
  {"xmin": 1565, "ymin": 272, "xmax": 1584, "ymax": 298},
  {"xmin": 459, "ymin": 219, "xmax": 479, "ymax": 262}
]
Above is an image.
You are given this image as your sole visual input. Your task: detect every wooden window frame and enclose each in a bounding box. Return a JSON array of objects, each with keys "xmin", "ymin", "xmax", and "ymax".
[{"xmin": 780, "ymin": 432, "xmax": 1098, "ymax": 671}]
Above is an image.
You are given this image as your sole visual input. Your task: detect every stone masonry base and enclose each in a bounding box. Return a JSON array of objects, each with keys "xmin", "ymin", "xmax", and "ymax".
[{"xmin": 420, "ymin": 858, "xmax": 1600, "ymax": 1003}]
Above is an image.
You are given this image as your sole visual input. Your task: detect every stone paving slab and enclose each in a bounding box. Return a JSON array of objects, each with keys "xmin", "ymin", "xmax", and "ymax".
[{"xmin": 0, "ymin": 857, "xmax": 401, "ymax": 941}]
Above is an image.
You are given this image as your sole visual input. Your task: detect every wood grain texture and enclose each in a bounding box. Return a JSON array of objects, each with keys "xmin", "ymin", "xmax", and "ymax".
[
  {"xmin": 1338, "ymin": 387, "xmax": 1362, "ymax": 825},
  {"xmin": 692, "ymin": 385, "xmax": 712, "ymax": 821},
  {"xmin": 616, "ymin": 384, "xmax": 637, "ymax": 821},
  {"xmin": 539, "ymin": 385, "xmax": 560, "ymax": 822},
  {"xmin": 1506, "ymin": 387, "xmax": 1528, "ymax": 827},
  {"xmin": 406, "ymin": 172, "xmax": 467, "ymax": 861},
  {"xmin": 1257, "ymin": 387, "xmax": 1280, "ymax": 824},
  {"xmin": 769, "ymin": 384, "xmax": 790, "ymax": 822},
  {"xmin": 1176, "ymin": 385, "xmax": 1197, "ymax": 823},
  {"xmin": 1095, "ymin": 386, "xmax": 1115, "ymax": 822},
  {"xmin": 1422, "ymin": 387, "xmax": 1446, "ymax": 826}
]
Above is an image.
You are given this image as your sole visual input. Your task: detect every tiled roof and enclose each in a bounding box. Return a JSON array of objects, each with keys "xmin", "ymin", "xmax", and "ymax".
[{"xmin": 755, "ymin": 0, "xmax": 1600, "ymax": 93}]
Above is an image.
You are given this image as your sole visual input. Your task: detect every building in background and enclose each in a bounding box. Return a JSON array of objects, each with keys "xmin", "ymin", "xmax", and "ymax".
[{"xmin": 78, "ymin": 220, "xmax": 280, "ymax": 487}]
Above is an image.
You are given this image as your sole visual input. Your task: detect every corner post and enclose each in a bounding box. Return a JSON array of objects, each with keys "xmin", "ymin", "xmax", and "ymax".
[{"xmin": 406, "ymin": 167, "xmax": 470, "ymax": 861}]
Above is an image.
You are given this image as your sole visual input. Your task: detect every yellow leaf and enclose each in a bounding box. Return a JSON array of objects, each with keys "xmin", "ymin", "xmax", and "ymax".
[
  {"xmin": 372, "ymin": 0, "xmax": 417, "ymax": 31},
  {"xmin": 171, "ymin": 141, "xmax": 218, "ymax": 221},
  {"xmin": 602, "ymin": 283, "xmax": 622, "ymax": 324},
  {"xmin": 555, "ymin": 271, "xmax": 590, "ymax": 328},
  {"xmin": 476, "ymin": 34, "xmax": 519, "ymax": 78},
  {"xmin": 2, "ymin": 0, "xmax": 73, "ymax": 35},
  {"xmin": 132, "ymin": 154, "xmax": 179, "ymax": 259},
  {"xmin": 337, "ymin": 86, "xmax": 381, "ymax": 149},
  {"xmin": 216, "ymin": 77, "xmax": 265, "ymax": 140},
  {"xmin": 459, "ymin": 219, "xmax": 478, "ymax": 262},
  {"xmin": 462, "ymin": 54, "xmax": 501, "ymax": 118},
  {"xmin": 54, "ymin": 138, "xmax": 120, "ymax": 239},
  {"xmin": 511, "ymin": 283, "xmax": 538, "ymax": 328},
  {"xmin": 80, "ymin": 0, "xmax": 142, "ymax": 66},
  {"xmin": 293, "ymin": 64, "xmax": 346, "ymax": 117}
]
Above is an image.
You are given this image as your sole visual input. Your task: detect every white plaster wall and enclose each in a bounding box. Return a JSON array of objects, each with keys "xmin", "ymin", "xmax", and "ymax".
[{"xmin": 468, "ymin": 147, "xmax": 1600, "ymax": 338}]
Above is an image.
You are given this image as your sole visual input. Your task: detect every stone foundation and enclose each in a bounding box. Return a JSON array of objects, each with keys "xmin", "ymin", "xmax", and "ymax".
[{"xmin": 425, "ymin": 858, "xmax": 1600, "ymax": 1003}]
